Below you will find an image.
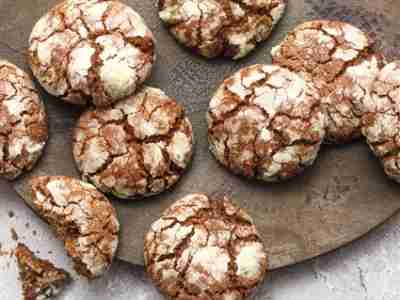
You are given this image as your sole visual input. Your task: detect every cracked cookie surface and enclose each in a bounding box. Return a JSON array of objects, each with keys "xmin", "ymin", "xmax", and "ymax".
[
  {"xmin": 159, "ymin": 0, "xmax": 286, "ymax": 59},
  {"xmin": 144, "ymin": 194, "xmax": 267, "ymax": 300},
  {"xmin": 0, "ymin": 60, "xmax": 48, "ymax": 180},
  {"xmin": 28, "ymin": 176, "xmax": 120, "ymax": 279},
  {"xmin": 73, "ymin": 86, "xmax": 194, "ymax": 199},
  {"xmin": 207, "ymin": 64, "xmax": 325, "ymax": 182},
  {"xmin": 16, "ymin": 243, "xmax": 70, "ymax": 300},
  {"xmin": 271, "ymin": 20, "xmax": 382, "ymax": 143},
  {"xmin": 28, "ymin": 0, "xmax": 155, "ymax": 107},
  {"xmin": 362, "ymin": 61, "xmax": 400, "ymax": 182}
]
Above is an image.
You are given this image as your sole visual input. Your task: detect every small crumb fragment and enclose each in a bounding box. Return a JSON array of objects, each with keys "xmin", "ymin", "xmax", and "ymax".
[
  {"xmin": 15, "ymin": 243, "xmax": 70, "ymax": 300},
  {"xmin": 11, "ymin": 228, "xmax": 18, "ymax": 241}
]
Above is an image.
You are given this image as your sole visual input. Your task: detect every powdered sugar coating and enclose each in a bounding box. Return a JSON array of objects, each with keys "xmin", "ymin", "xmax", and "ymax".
[
  {"xmin": 29, "ymin": 176, "xmax": 120, "ymax": 279},
  {"xmin": 159, "ymin": 0, "xmax": 286, "ymax": 59},
  {"xmin": 73, "ymin": 86, "xmax": 194, "ymax": 199},
  {"xmin": 0, "ymin": 60, "xmax": 48, "ymax": 180},
  {"xmin": 207, "ymin": 64, "xmax": 325, "ymax": 182},
  {"xmin": 144, "ymin": 194, "xmax": 267, "ymax": 299},
  {"xmin": 271, "ymin": 20, "xmax": 382, "ymax": 143},
  {"xmin": 28, "ymin": 0, "xmax": 155, "ymax": 107},
  {"xmin": 362, "ymin": 61, "xmax": 400, "ymax": 182}
]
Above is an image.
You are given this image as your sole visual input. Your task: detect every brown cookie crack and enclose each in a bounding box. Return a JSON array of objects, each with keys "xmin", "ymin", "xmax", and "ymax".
[
  {"xmin": 362, "ymin": 61, "xmax": 400, "ymax": 182},
  {"xmin": 159, "ymin": 0, "xmax": 286, "ymax": 59},
  {"xmin": 29, "ymin": 176, "xmax": 120, "ymax": 279},
  {"xmin": 28, "ymin": 0, "xmax": 155, "ymax": 107},
  {"xmin": 144, "ymin": 194, "xmax": 267, "ymax": 300},
  {"xmin": 271, "ymin": 20, "xmax": 383, "ymax": 143},
  {"xmin": 207, "ymin": 64, "xmax": 325, "ymax": 182},
  {"xmin": 15, "ymin": 243, "xmax": 70, "ymax": 300},
  {"xmin": 0, "ymin": 60, "xmax": 48, "ymax": 180},
  {"xmin": 73, "ymin": 86, "xmax": 194, "ymax": 199}
]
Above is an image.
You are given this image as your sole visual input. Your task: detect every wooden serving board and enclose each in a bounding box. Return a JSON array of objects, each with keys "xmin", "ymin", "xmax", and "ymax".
[{"xmin": 3, "ymin": 0, "xmax": 400, "ymax": 269}]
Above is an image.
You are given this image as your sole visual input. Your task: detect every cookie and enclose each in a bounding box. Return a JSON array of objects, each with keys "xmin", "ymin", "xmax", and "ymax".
[
  {"xmin": 144, "ymin": 194, "xmax": 267, "ymax": 300},
  {"xmin": 28, "ymin": 0, "xmax": 155, "ymax": 107},
  {"xmin": 362, "ymin": 61, "xmax": 400, "ymax": 182},
  {"xmin": 207, "ymin": 64, "xmax": 325, "ymax": 182},
  {"xmin": 0, "ymin": 60, "xmax": 48, "ymax": 180},
  {"xmin": 159, "ymin": 0, "xmax": 286, "ymax": 59},
  {"xmin": 271, "ymin": 20, "xmax": 382, "ymax": 143},
  {"xmin": 28, "ymin": 176, "xmax": 120, "ymax": 279},
  {"xmin": 73, "ymin": 86, "xmax": 194, "ymax": 199},
  {"xmin": 15, "ymin": 243, "xmax": 70, "ymax": 300}
]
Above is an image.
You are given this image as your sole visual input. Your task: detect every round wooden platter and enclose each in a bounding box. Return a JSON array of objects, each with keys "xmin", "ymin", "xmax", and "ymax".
[{"xmin": 5, "ymin": 0, "xmax": 400, "ymax": 269}]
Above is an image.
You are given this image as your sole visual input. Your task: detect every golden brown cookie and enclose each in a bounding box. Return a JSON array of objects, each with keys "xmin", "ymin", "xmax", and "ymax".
[
  {"xmin": 144, "ymin": 194, "xmax": 268, "ymax": 300},
  {"xmin": 73, "ymin": 87, "xmax": 194, "ymax": 199},
  {"xmin": 159, "ymin": 0, "xmax": 286, "ymax": 59},
  {"xmin": 0, "ymin": 60, "xmax": 48, "ymax": 180},
  {"xmin": 207, "ymin": 64, "xmax": 325, "ymax": 182},
  {"xmin": 28, "ymin": 176, "xmax": 120, "ymax": 279},
  {"xmin": 362, "ymin": 61, "xmax": 400, "ymax": 182},
  {"xmin": 271, "ymin": 20, "xmax": 383, "ymax": 143},
  {"xmin": 28, "ymin": 0, "xmax": 155, "ymax": 107}
]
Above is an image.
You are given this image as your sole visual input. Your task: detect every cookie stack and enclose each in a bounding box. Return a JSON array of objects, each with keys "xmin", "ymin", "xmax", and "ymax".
[{"xmin": 0, "ymin": 0, "xmax": 397, "ymax": 299}]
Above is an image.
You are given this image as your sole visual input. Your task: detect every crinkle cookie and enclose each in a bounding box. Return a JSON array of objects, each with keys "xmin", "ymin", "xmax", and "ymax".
[
  {"xmin": 207, "ymin": 64, "xmax": 325, "ymax": 182},
  {"xmin": 271, "ymin": 20, "xmax": 382, "ymax": 143},
  {"xmin": 144, "ymin": 194, "xmax": 268, "ymax": 300},
  {"xmin": 28, "ymin": 176, "xmax": 120, "ymax": 279},
  {"xmin": 0, "ymin": 60, "xmax": 48, "ymax": 180},
  {"xmin": 362, "ymin": 61, "xmax": 400, "ymax": 182},
  {"xmin": 73, "ymin": 87, "xmax": 194, "ymax": 199},
  {"xmin": 159, "ymin": 0, "xmax": 286, "ymax": 59},
  {"xmin": 16, "ymin": 243, "xmax": 71, "ymax": 300},
  {"xmin": 28, "ymin": 0, "xmax": 155, "ymax": 107}
]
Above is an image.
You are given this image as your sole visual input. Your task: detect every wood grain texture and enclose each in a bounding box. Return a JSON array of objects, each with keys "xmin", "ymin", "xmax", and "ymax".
[{"xmin": 5, "ymin": 0, "xmax": 400, "ymax": 269}]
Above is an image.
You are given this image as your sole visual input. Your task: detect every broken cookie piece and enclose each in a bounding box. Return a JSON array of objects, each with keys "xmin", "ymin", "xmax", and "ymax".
[
  {"xmin": 73, "ymin": 86, "xmax": 194, "ymax": 199},
  {"xmin": 28, "ymin": 0, "xmax": 155, "ymax": 107},
  {"xmin": 207, "ymin": 64, "xmax": 326, "ymax": 182},
  {"xmin": 0, "ymin": 60, "xmax": 48, "ymax": 180},
  {"xmin": 15, "ymin": 243, "xmax": 70, "ymax": 300},
  {"xmin": 28, "ymin": 176, "xmax": 120, "ymax": 279},
  {"xmin": 362, "ymin": 61, "xmax": 400, "ymax": 182},
  {"xmin": 144, "ymin": 193, "xmax": 268, "ymax": 300},
  {"xmin": 159, "ymin": 0, "xmax": 286, "ymax": 59},
  {"xmin": 271, "ymin": 20, "xmax": 383, "ymax": 143}
]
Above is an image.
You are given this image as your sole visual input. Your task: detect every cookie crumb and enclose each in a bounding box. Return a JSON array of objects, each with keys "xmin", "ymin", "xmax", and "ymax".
[
  {"xmin": 15, "ymin": 243, "xmax": 70, "ymax": 300},
  {"xmin": 10, "ymin": 228, "xmax": 18, "ymax": 241}
]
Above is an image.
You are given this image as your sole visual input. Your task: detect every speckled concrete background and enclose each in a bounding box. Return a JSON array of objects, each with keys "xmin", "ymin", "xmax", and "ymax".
[{"xmin": 1, "ymin": 0, "xmax": 400, "ymax": 299}]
